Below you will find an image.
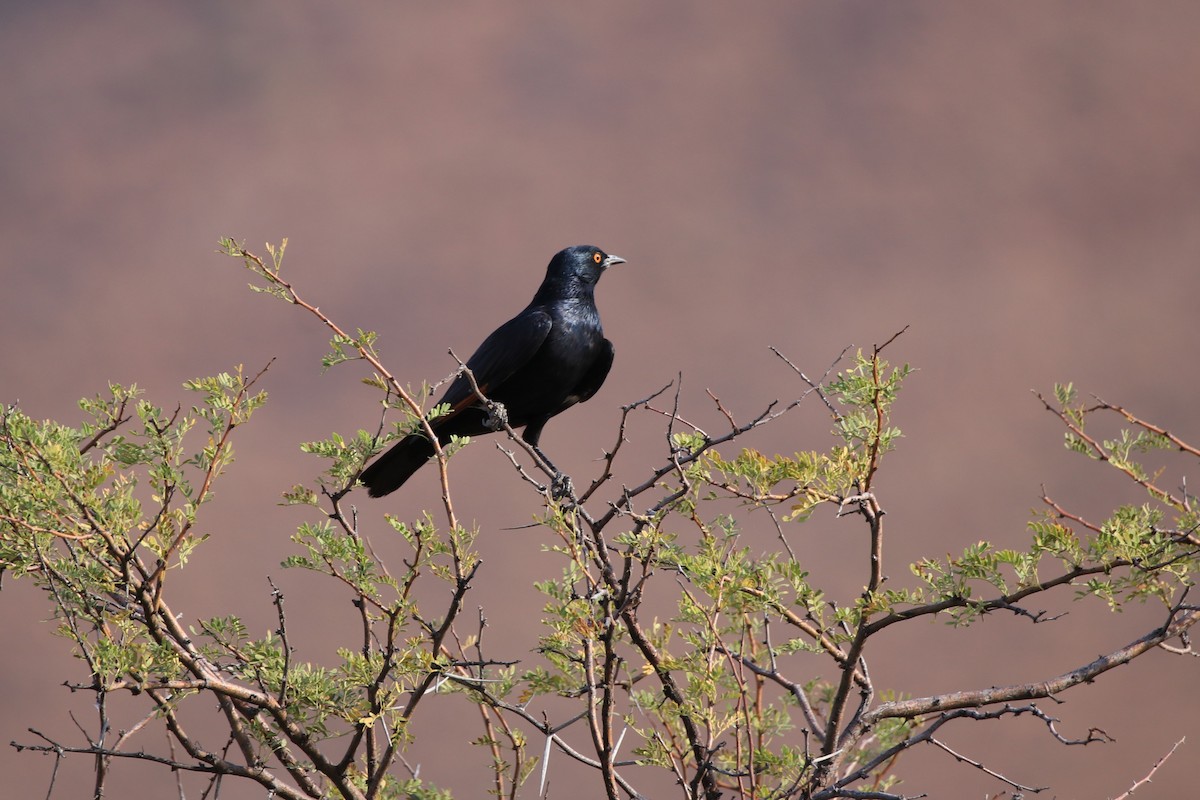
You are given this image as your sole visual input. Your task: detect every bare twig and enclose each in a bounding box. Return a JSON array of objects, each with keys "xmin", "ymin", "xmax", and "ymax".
[
  {"xmin": 865, "ymin": 605, "xmax": 1199, "ymax": 725},
  {"xmin": 1112, "ymin": 737, "xmax": 1185, "ymax": 800},
  {"xmin": 770, "ymin": 343, "xmax": 850, "ymax": 421},
  {"xmin": 927, "ymin": 736, "xmax": 1045, "ymax": 793}
]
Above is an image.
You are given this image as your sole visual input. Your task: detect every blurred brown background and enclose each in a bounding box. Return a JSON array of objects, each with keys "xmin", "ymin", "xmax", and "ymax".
[{"xmin": 3, "ymin": 2, "xmax": 1198, "ymax": 798}]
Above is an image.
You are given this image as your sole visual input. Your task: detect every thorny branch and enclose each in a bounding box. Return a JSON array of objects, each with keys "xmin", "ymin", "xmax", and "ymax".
[
  {"xmin": 1113, "ymin": 737, "xmax": 1185, "ymax": 800},
  {"xmin": 226, "ymin": 240, "xmax": 461, "ymax": 533}
]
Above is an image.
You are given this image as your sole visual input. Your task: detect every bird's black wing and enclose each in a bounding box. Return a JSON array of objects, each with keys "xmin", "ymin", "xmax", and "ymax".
[
  {"xmin": 436, "ymin": 308, "xmax": 554, "ymax": 413},
  {"xmin": 361, "ymin": 310, "xmax": 552, "ymax": 498}
]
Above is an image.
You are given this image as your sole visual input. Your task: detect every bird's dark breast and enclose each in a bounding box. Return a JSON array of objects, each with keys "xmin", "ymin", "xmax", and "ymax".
[{"xmin": 490, "ymin": 312, "xmax": 603, "ymax": 423}]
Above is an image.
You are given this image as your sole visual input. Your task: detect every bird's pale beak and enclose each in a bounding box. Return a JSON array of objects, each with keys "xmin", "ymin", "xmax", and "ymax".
[{"xmin": 602, "ymin": 254, "xmax": 626, "ymax": 269}]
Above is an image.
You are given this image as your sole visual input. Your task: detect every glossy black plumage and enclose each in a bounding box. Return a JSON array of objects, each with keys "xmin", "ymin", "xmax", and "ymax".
[{"xmin": 360, "ymin": 245, "xmax": 624, "ymax": 497}]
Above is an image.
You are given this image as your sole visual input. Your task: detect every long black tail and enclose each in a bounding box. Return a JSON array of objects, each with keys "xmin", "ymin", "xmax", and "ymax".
[{"xmin": 359, "ymin": 433, "xmax": 436, "ymax": 497}]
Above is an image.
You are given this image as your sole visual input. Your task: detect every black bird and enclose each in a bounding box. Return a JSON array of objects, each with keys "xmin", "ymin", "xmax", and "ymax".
[{"xmin": 360, "ymin": 245, "xmax": 625, "ymax": 497}]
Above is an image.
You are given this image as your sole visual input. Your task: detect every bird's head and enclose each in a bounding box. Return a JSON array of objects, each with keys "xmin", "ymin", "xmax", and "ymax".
[{"xmin": 543, "ymin": 245, "xmax": 626, "ymax": 294}]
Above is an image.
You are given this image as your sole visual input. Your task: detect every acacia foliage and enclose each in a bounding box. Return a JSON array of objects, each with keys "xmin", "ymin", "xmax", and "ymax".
[{"xmin": 0, "ymin": 241, "xmax": 1195, "ymax": 800}]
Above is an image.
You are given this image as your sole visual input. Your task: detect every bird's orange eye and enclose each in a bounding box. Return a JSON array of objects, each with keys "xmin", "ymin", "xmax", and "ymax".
[{"xmin": 593, "ymin": 252, "xmax": 602, "ymax": 263}]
